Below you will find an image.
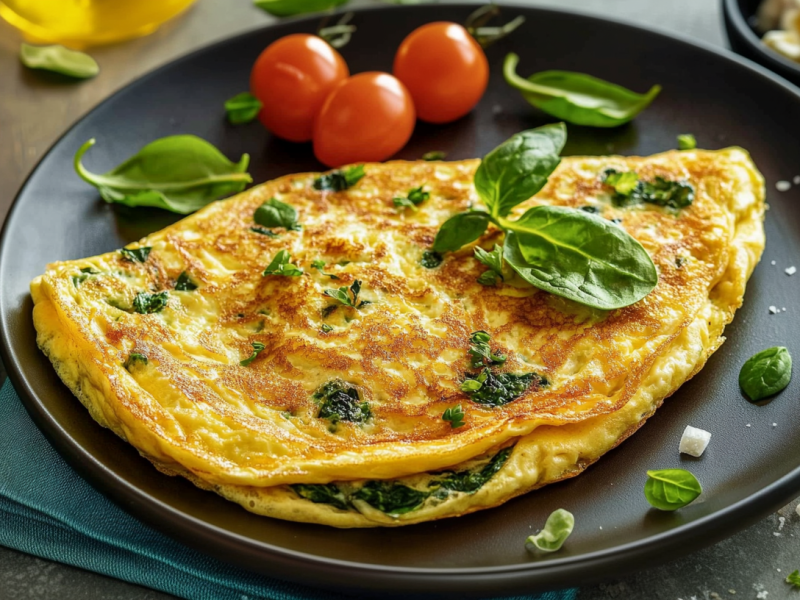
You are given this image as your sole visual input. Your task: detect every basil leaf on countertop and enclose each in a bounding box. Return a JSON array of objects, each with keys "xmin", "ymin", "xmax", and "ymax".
[
  {"xmin": 644, "ymin": 468, "xmax": 702, "ymax": 511},
  {"xmin": 225, "ymin": 92, "xmax": 263, "ymax": 124},
  {"xmin": 503, "ymin": 53, "xmax": 660, "ymax": 128},
  {"xmin": 739, "ymin": 346, "xmax": 792, "ymax": 402},
  {"xmin": 254, "ymin": 197, "xmax": 300, "ymax": 231},
  {"xmin": 525, "ymin": 509, "xmax": 574, "ymax": 553},
  {"xmin": 20, "ymin": 43, "xmax": 99, "ymax": 79},
  {"xmin": 503, "ymin": 208, "xmax": 657, "ymax": 310},
  {"xmin": 432, "ymin": 212, "xmax": 491, "ymax": 253},
  {"xmin": 474, "ymin": 123, "xmax": 566, "ymax": 219},
  {"xmin": 253, "ymin": 0, "xmax": 348, "ymax": 17},
  {"xmin": 74, "ymin": 136, "xmax": 251, "ymax": 214}
]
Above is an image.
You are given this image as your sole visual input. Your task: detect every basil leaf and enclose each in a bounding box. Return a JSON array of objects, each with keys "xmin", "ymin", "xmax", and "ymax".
[
  {"xmin": 432, "ymin": 212, "xmax": 490, "ymax": 253},
  {"xmin": 311, "ymin": 260, "xmax": 340, "ymax": 280},
  {"xmin": 240, "ymin": 341, "xmax": 266, "ymax": 367},
  {"xmin": 20, "ymin": 43, "xmax": 99, "ymax": 79},
  {"xmin": 132, "ymin": 291, "xmax": 169, "ymax": 314},
  {"xmin": 393, "ymin": 185, "xmax": 429, "ymax": 211},
  {"xmin": 677, "ymin": 134, "xmax": 697, "ymax": 150},
  {"xmin": 739, "ymin": 347, "xmax": 792, "ymax": 402},
  {"xmin": 442, "ymin": 405, "xmax": 466, "ymax": 428},
  {"xmin": 174, "ymin": 272, "xmax": 198, "ymax": 291},
  {"xmin": 502, "ymin": 207, "xmax": 657, "ymax": 310},
  {"xmin": 474, "ymin": 123, "xmax": 566, "ymax": 218},
  {"xmin": 644, "ymin": 469, "xmax": 702, "ymax": 511},
  {"xmin": 254, "ymin": 198, "xmax": 300, "ymax": 231},
  {"xmin": 74, "ymin": 137, "xmax": 251, "ymax": 215},
  {"xmin": 119, "ymin": 247, "xmax": 151, "ymax": 263},
  {"xmin": 786, "ymin": 570, "xmax": 800, "ymax": 588},
  {"xmin": 313, "ymin": 165, "xmax": 365, "ymax": 192},
  {"xmin": 525, "ymin": 509, "xmax": 574, "ymax": 553},
  {"xmin": 225, "ymin": 92, "xmax": 262, "ymax": 125},
  {"xmin": 422, "ymin": 151, "xmax": 446, "ymax": 161},
  {"xmin": 263, "ymin": 250, "xmax": 303, "ymax": 277},
  {"xmin": 474, "ymin": 244, "xmax": 504, "ymax": 285},
  {"xmin": 420, "ymin": 250, "xmax": 443, "ymax": 269},
  {"xmin": 324, "ymin": 279, "xmax": 369, "ymax": 308},
  {"xmin": 504, "ymin": 53, "xmax": 660, "ymax": 128},
  {"xmin": 253, "ymin": 0, "xmax": 348, "ymax": 17}
]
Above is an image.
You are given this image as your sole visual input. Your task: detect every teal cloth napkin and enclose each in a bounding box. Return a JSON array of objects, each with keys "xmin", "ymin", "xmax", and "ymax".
[{"xmin": 0, "ymin": 380, "xmax": 576, "ymax": 600}]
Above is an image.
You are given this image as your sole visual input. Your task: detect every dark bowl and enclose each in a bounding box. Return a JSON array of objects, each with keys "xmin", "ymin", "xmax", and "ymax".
[{"xmin": 723, "ymin": 0, "xmax": 800, "ymax": 86}]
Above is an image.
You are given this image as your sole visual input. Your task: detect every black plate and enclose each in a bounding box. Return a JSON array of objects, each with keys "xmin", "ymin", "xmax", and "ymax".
[
  {"xmin": 4, "ymin": 3, "xmax": 800, "ymax": 597},
  {"xmin": 723, "ymin": 0, "xmax": 800, "ymax": 88}
]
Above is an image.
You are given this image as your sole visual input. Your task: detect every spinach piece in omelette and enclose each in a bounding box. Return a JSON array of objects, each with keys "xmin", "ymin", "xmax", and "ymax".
[
  {"xmin": 313, "ymin": 165, "xmax": 365, "ymax": 192},
  {"xmin": 292, "ymin": 484, "xmax": 351, "ymax": 511},
  {"xmin": 420, "ymin": 250, "xmax": 443, "ymax": 269},
  {"xmin": 461, "ymin": 368, "xmax": 546, "ymax": 407},
  {"xmin": 436, "ymin": 446, "xmax": 512, "ymax": 494},
  {"xmin": 132, "ymin": 291, "xmax": 168, "ymax": 314},
  {"xmin": 603, "ymin": 169, "xmax": 695, "ymax": 209},
  {"xmin": 263, "ymin": 250, "xmax": 303, "ymax": 277},
  {"xmin": 254, "ymin": 197, "xmax": 301, "ymax": 231},
  {"xmin": 313, "ymin": 380, "xmax": 371, "ymax": 425},
  {"xmin": 354, "ymin": 481, "xmax": 429, "ymax": 516},
  {"xmin": 174, "ymin": 271, "xmax": 198, "ymax": 291},
  {"xmin": 123, "ymin": 352, "xmax": 148, "ymax": 371},
  {"xmin": 71, "ymin": 267, "xmax": 99, "ymax": 287},
  {"xmin": 119, "ymin": 247, "xmax": 151, "ymax": 263}
]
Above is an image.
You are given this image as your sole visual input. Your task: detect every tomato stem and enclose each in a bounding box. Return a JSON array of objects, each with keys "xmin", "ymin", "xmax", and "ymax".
[{"xmin": 318, "ymin": 11, "xmax": 356, "ymax": 49}]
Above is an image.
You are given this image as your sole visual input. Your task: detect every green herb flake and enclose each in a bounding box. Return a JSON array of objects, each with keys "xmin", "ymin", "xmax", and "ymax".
[
  {"xmin": 474, "ymin": 244, "xmax": 504, "ymax": 286},
  {"xmin": 420, "ymin": 250, "xmax": 443, "ymax": 269},
  {"xmin": 525, "ymin": 509, "xmax": 575, "ymax": 553},
  {"xmin": 312, "ymin": 380, "xmax": 371, "ymax": 425},
  {"xmin": 123, "ymin": 352, "xmax": 148, "ymax": 371},
  {"xmin": 603, "ymin": 169, "xmax": 639, "ymax": 196},
  {"xmin": 20, "ymin": 43, "xmax": 99, "ymax": 79},
  {"xmin": 174, "ymin": 271, "xmax": 198, "ymax": 291},
  {"xmin": 119, "ymin": 247, "xmax": 151, "ymax": 263},
  {"xmin": 503, "ymin": 52, "xmax": 660, "ymax": 127},
  {"xmin": 291, "ymin": 484, "xmax": 350, "ymax": 511},
  {"xmin": 677, "ymin": 133, "xmax": 697, "ymax": 150},
  {"xmin": 71, "ymin": 267, "xmax": 99, "ymax": 287},
  {"xmin": 240, "ymin": 341, "xmax": 266, "ymax": 367},
  {"xmin": 313, "ymin": 165, "xmax": 365, "ymax": 192},
  {"xmin": 354, "ymin": 481, "xmax": 428, "ymax": 517},
  {"xmin": 644, "ymin": 468, "xmax": 702, "ymax": 511},
  {"xmin": 250, "ymin": 226, "xmax": 279, "ymax": 237},
  {"xmin": 132, "ymin": 291, "xmax": 169, "ymax": 314},
  {"xmin": 74, "ymin": 137, "xmax": 251, "ymax": 215},
  {"xmin": 263, "ymin": 250, "xmax": 303, "ymax": 277},
  {"xmin": 323, "ymin": 279, "xmax": 370, "ymax": 309},
  {"xmin": 462, "ymin": 368, "xmax": 544, "ymax": 407},
  {"xmin": 224, "ymin": 92, "xmax": 263, "ymax": 125},
  {"xmin": 254, "ymin": 197, "xmax": 300, "ymax": 231},
  {"xmin": 442, "ymin": 405, "xmax": 466, "ymax": 428},
  {"xmin": 468, "ymin": 330, "xmax": 506, "ymax": 368},
  {"xmin": 739, "ymin": 346, "xmax": 792, "ymax": 402},
  {"xmin": 393, "ymin": 185, "xmax": 430, "ymax": 211},
  {"xmin": 311, "ymin": 259, "xmax": 340, "ymax": 280},
  {"xmin": 321, "ymin": 324, "xmax": 333, "ymax": 333},
  {"xmin": 786, "ymin": 570, "xmax": 800, "ymax": 588},
  {"xmin": 422, "ymin": 151, "xmax": 447, "ymax": 161},
  {"xmin": 604, "ymin": 169, "xmax": 694, "ymax": 210}
]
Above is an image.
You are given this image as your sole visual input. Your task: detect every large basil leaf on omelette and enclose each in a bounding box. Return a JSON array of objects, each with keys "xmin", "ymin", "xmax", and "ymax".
[
  {"xmin": 502, "ymin": 206, "xmax": 657, "ymax": 310},
  {"xmin": 73, "ymin": 136, "xmax": 251, "ymax": 214}
]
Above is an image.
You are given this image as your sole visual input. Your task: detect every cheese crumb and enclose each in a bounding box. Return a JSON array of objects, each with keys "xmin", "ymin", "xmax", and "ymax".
[
  {"xmin": 769, "ymin": 306, "xmax": 779, "ymax": 314},
  {"xmin": 773, "ymin": 423, "xmax": 777, "ymax": 427},
  {"xmin": 679, "ymin": 425, "xmax": 711, "ymax": 457},
  {"xmin": 746, "ymin": 423, "xmax": 752, "ymax": 427},
  {"xmin": 777, "ymin": 180, "xmax": 792, "ymax": 191},
  {"xmin": 786, "ymin": 266, "xmax": 797, "ymax": 275}
]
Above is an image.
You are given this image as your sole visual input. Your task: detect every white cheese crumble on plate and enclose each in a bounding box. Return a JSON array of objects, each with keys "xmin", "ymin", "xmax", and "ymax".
[
  {"xmin": 679, "ymin": 425, "xmax": 711, "ymax": 457},
  {"xmin": 769, "ymin": 305, "xmax": 779, "ymax": 314},
  {"xmin": 776, "ymin": 180, "xmax": 792, "ymax": 191},
  {"xmin": 786, "ymin": 266, "xmax": 797, "ymax": 275}
]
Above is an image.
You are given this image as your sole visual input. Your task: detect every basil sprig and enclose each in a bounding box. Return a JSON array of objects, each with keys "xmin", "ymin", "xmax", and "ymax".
[
  {"xmin": 20, "ymin": 43, "xmax": 99, "ymax": 79},
  {"xmin": 739, "ymin": 347, "xmax": 792, "ymax": 402},
  {"xmin": 503, "ymin": 53, "xmax": 660, "ymax": 127},
  {"xmin": 224, "ymin": 92, "xmax": 263, "ymax": 124},
  {"xmin": 74, "ymin": 136, "xmax": 251, "ymax": 214},
  {"xmin": 525, "ymin": 509, "xmax": 574, "ymax": 553},
  {"xmin": 644, "ymin": 469, "xmax": 702, "ymax": 511},
  {"xmin": 263, "ymin": 250, "xmax": 303, "ymax": 277},
  {"xmin": 432, "ymin": 124, "xmax": 658, "ymax": 310},
  {"xmin": 253, "ymin": 0, "xmax": 347, "ymax": 17}
]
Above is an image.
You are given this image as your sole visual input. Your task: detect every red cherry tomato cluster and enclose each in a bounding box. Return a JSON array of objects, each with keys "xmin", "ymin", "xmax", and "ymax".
[{"xmin": 249, "ymin": 22, "xmax": 489, "ymax": 167}]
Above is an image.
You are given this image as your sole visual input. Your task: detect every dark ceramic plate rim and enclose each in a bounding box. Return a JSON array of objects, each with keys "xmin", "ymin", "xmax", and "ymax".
[
  {"xmin": 723, "ymin": 0, "xmax": 800, "ymax": 78},
  {"xmin": 3, "ymin": 3, "xmax": 800, "ymax": 594}
]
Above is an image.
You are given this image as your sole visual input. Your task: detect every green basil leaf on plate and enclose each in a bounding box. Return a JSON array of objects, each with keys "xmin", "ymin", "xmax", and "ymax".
[
  {"xmin": 503, "ymin": 53, "xmax": 660, "ymax": 128},
  {"xmin": 502, "ymin": 207, "xmax": 657, "ymax": 310},
  {"xmin": 739, "ymin": 346, "xmax": 792, "ymax": 402},
  {"xmin": 644, "ymin": 469, "xmax": 702, "ymax": 511},
  {"xmin": 474, "ymin": 123, "xmax": 566, "ymax": 218},
  {"xmin": 20, "ymin": 43, "xmax": 99, "ymax": 79},
  {"xmin": 74, "ymin": 136, "xmax": 251, "ymax": 214},
  {"xmin": 224, "ymin": 92, "xmax": 263, "ymax": 124},
  {"xmin": 525, "ymin": 508, "xmax": 574, "ymax": 552},
  {"xmin": 432, "ymin": 212, "xmax": 491, "ymax": 253},
  {"xmin": 253, "ymin": 0, "xmax": 348, "ymax": 17}
]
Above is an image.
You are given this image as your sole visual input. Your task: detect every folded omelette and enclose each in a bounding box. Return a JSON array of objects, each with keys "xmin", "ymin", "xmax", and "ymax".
[{"xmin": 31, "ymin": 147, "xmax": 765, "ymax": 527}]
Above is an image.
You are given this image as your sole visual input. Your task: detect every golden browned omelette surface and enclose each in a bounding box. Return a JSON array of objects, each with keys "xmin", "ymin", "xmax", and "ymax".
[{"xmin": 31, "ymin": 148, "xmax": 764, "ymax": 526}]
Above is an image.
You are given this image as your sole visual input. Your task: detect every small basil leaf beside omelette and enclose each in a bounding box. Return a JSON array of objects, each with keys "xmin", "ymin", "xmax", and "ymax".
[
  {"xmin": 503, "ymin": 53, "xmax": 660, "ymax": 127},
  {"xmin": 739, "ymin": 347, "xmax": 792, "ymax": 402},
  {"xmin": 224, "ymin": 92, "xmax": 263, "ymax": 124},
  {"xmin": 644, "ymin": 469, "xmax": 702, "ymax": 511},
  {"xmin": 525, "ymin": 509, "xmax": 575, "ymax": 553},
  {"xmin": 253, "ymin": 0, "xmax": 348, "ymax": 17},
  {"xmin": 74, "ymin": 136, "xmax": 252, "ymax": 214},
  {"xmin": 20, "ymin": 43, "xmax": 99, "ymax": 79}
]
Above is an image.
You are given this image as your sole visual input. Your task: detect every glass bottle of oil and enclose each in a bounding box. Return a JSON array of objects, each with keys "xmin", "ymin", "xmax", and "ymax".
[{"xmin": 0, "ymin": 0, "xmax": 198, "ymax": 47}]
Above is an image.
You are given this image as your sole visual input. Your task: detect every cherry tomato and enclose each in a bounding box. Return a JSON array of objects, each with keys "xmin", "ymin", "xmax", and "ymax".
[
  {"xmin": 393, "ymin": 22, "xmax": 489, "ymax": 124},
  {"xmin": 313, "ymin": 72, "xmax": 416, "ymax": 168},
  {"xmin": 250, "ymin": 34, "xmax": 348, "ymax": 143}
]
